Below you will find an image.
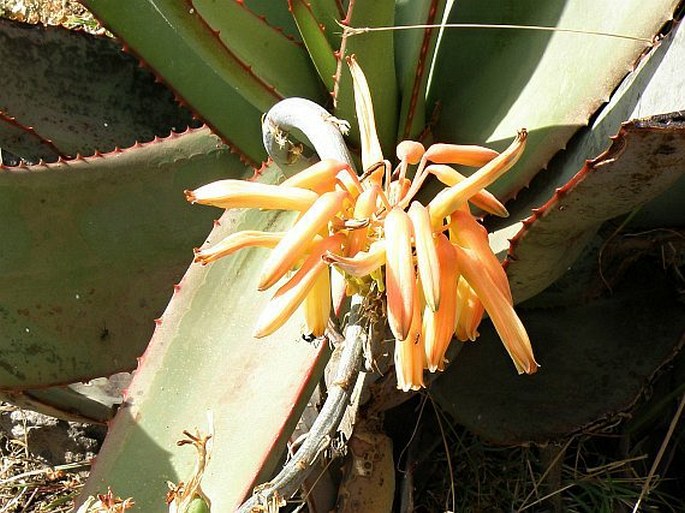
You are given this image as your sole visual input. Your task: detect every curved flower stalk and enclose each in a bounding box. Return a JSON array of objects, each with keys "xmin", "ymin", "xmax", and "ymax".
[{"xmin": 186, "ymin": 56, "xmax": 539, "ymax": 391}]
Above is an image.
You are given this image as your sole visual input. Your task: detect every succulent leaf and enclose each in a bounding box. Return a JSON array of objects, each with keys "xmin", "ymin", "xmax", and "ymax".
[
  {"xmin": 306, "ymin": 0, "xmax": 345, "ymax": 49},
  {"xmin": 0, "ymin": 18, "xmax": 194, "ymax": 160},
  {"xmin": 0, "ymin": 385, "xmax": 115, "ymax": 424},
  {"xmin": 431, "ymin": 255, "xmax": 685, "ymax": 444},
  {"xmin": 505, "ymin": 117, "xmax": 685, "ymax": 303},
  {"xmin": 0, "ymin": 110, "xmax": 62, "ymax": 162},
  {"xmin": 394, "ymin": 0, "xmax": 451, "ymax": 140},
  {"xmin": 79, "ymin": 164, "xmax": 330, "ymax": 513},
  {"xmin": 491, "ymin": 19, "xmax": 685, "ymax": 303},
  {"xmin": 335, "ymin": 0, "xmax": 399, "ymax": 156},
  {"xmin": 191, "ymin": 0, "xmax": 325, "ymax": 102},
  {"xmin": 428, "ymin": 0, "xmax": 679, "ymax": 200},
  {"xmin": 0, "ymin": 128, "xmax": 250, "ymax": 388},
  {"xmin": 430, "ymin": 13, "xmax": 685, "ymax": 443},
  {"xmin": 1, "ymin": 0, "xmax": 678, "ymax": 507},
  {"xmin": 289, "ymin": 0, "xmax": 338, "ymax": 91},
  {"xmin": 241, "ymin": 0, "xmax": 303, "ymax": 40},
  {"xmin": 81, "ymin": 0, "xmax": 271, "ymax": 164}
]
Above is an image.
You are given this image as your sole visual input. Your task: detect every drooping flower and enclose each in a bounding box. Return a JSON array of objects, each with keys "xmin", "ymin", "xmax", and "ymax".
[{"xmin": 186, "ymin": 55, "xmax": 539, "ymax": 391}]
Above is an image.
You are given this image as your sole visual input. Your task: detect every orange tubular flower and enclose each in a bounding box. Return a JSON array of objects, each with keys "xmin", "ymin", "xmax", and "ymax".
[
  {"xmin": 384, "ymin": 207, "xmax": 416, "ymax": 341},
  {"xmin": 456, "ymin": 283, "xmax": 484, "ymax": 342},
  {"xmin": 258, "ymin": 190, "xmax": 348, "ymax": 291},
  {"xmin": 427, "ymin": 164, "xmax": 509, "ymax": 217},
  {"xmin": 323, "ymin": 241, "xmax": 386, "ymax": 278},
  {"xmin": 280, "ymin": 159, "xmax": 353, "ymax": 193},
  {"xmin": 408, "ymin": 201, "xmax": 441, "ymax": 312},
  {"xmin": 423, "ymin": 235, "xmax": 459, "ymax": 372},
  {"xmin": 254, "ymin": 234, "xmax": 344, "ymax": 339},
  {"xmin": 187, "ymin": 55, "xmax": 538, "ymax": 391},
  {"xmin": 448, "ymin": 209, "xmax": 513, "ymax": 304},
  {"xmin": 185, "ymin": 180, "xmax": 317, "ymax": 212},
  {"xmin": 193, "ymin": 231, "xmax": 285, "ymax": 265},
  {"xmin": 395, "ymin": 279, "xmax": 426, "ymax": 392},
  {"xmin": 428, "ymin": 129, "xmax": 527, "ymax": 227},
  {"xmin": 303, "ymin": 265, "xmax": 332, "ymax": 337},
  {"xmin": 455, "ymin": 246, "xmax": 539, "ymax": 374}
]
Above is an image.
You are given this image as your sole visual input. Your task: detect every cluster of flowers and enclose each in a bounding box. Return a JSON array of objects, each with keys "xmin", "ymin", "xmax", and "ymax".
[{"xmin": 185, "ymin": 57, "xmax": 538, "ymax": 391}]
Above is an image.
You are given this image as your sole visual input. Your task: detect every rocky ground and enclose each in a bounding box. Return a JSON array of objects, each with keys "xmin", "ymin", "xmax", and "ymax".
[{"xmin": 0, "ymin": 403, "xmax": 105, "ymax": 512}]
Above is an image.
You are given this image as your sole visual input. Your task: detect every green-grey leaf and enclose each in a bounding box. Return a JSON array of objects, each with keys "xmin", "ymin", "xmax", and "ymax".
[
  {"xmin": 290, "ymin": 0, "xmax": 338, "ymax": 91},
  {"xmin": 308, "ymin": 0, "xmax": 345, "ymax": 49},
  {"xmin": 629, "ymin": 172, "xmax": 685, "ymax": 229},
  {"xmin": 505, "ymin": 116, "xmax": 685, "ymax": 303},
  {"xmin": 191, "ymin": 0, "xmax": 325, "ymax": 103},
  {"xmin": 0, "ymin": 18, "xmax": 193, "ymax": 160},
  {"xmin": 489, "ymin": 19, "xmax": 685, "ymax": 302},
  {"xmin": 82, "ymin": 0, "xmax": 271, "ymax": 164},
  {"xmin": 0, "ymin": 385, "xmax": 115, "ymax": 423},
  {"xmin": 243, "ymin": 0, "xmax": 302, "ymax": 41},
  {"xmin": 0, "ymin": 112, "xmax": 61, "ymax": 162},
  {"xmin": 335, "ymin": 0, "xmax": 399, "ymax": 157},
  {"xmin": 0, "ymin": 128, "xmax": 250, "ymax": 389},
  {"xmin": 79, "ymin": 165, "xmax": 330, "ymax": 512},
  {"xmin": 428, "ymin": 0, "xmax": 679, "ymax": 200},
  {"xmin": 432, "ymin": 259, "xmax": 685, "ymax": 443},
  {"xmin": 394, "ymin": 0, "xmax": 451, "ymax": 140}
]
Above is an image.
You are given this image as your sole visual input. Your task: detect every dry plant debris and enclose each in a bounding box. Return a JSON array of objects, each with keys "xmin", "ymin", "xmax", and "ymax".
[
  {"xmin": 0, "ymin": 0, "xmax": 104, "ymax": 33},
  {"xmin": 1, "ymin": 403, "xmax": 91, "ymax": 513}
]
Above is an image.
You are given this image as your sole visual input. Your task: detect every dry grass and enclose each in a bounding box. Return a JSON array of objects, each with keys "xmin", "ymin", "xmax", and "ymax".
[
  {"xmin": 0, "ymin": 0, "xmax": 104, "ymax": 33},
  {"xmin": 0, "ymin": 404, "xmax": 91, "ymax": 513},
  {"xmin": 405, "ymin": 394, "xmax": 685, "ymax": 513}
]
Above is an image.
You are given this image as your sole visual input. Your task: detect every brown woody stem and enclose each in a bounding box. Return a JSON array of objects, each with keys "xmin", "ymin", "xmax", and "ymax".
[{"xmin": 236, "ymin": 295, "xmax": 367, "ymax": 512}]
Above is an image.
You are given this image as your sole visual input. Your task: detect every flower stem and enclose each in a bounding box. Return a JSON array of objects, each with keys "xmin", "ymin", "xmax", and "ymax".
[{"xmin": 236, "ymin": 295, "xmax": 367, "ymax": 513}]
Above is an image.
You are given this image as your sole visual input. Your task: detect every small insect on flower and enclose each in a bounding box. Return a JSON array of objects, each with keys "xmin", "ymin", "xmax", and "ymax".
[{"xmin": 186, "ymin": 55, "xmax": 538, "ymax": 391}]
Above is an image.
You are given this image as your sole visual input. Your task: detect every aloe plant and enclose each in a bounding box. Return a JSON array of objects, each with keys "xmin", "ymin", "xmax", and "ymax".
[{"xmin": 1, "ymin": 1, "xmax": 684, "ymax": 511}]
